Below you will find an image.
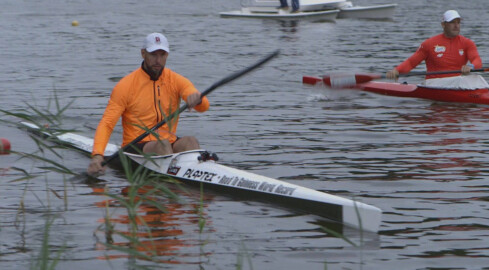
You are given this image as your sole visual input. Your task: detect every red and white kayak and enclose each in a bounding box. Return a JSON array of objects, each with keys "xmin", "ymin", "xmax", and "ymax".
[{"xmin": 303, "ymin": 75, "xmax": 489, "ymax": 105}]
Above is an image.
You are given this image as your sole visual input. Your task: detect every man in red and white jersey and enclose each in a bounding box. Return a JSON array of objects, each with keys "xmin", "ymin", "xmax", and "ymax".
[{"xmin": 386, "ymin": 10, "xmax": 482, "ymax": 80}]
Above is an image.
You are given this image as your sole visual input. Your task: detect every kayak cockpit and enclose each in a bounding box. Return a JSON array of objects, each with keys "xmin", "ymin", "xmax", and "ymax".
[{"xmin": 420, "ymin": 75, "xmax": 489, "ymax": 90}]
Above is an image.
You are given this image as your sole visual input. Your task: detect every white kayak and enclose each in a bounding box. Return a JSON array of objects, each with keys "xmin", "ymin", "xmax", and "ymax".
[{"xmin": 20, "ymin": 121, "xmax": 382, "ymax": 232}]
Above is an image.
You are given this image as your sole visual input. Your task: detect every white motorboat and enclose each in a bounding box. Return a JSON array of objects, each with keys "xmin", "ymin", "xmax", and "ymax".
[
  {"xmin": 220, "ymin": 0, "xmax": 344, "ymax": 21},
  {"xmin": 240, "ymin": 0, "xmax": 347, "ymax": 12},
  {"xmin": 221, "ymin": 0, "xmax": 396, "ymax": 20},
  {"xmin": 20, "ymin": 121, "xmax": 382, "ymax": 232}
]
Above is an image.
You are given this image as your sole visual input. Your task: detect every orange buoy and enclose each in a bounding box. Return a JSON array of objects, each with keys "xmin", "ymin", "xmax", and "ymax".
[{"xmin": 0, "ymin": 138, "xmax": 11, "ymax": 155}]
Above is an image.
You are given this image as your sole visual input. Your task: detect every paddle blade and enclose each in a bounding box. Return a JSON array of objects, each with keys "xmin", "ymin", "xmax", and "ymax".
[
  {"xmin": 323, "ymin": 73, "xmax": 383, "ymax": 88},
  {"xmin": 302, "ymin": 76, "xmax": 322, "ymax": 85}
]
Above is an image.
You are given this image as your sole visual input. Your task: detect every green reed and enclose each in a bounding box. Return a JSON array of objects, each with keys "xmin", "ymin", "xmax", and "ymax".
[
  {"xmin": 236, "ymin": 242, "xmax": 254, "ymax": 270},
  {"xmin": 318, "ymin": 199, "xmax": 368, "ymax": 269},
  {"xmin": 1, "ymin": 102, "xmax": 73, "ymax": 269},
  {"xmin": 1, "ymin": 94, "xmax": 368, "ymax": 270},
  {"xmin": 198, "ymin": 182, "xmax": 206, "ymax": 233},
  {"xmin": 318, "ymin": 199, "xmax": 364, "ymax": 247},
  {"xmin": 30, "ymin": 215, "xmax": 65, "ymax": 270},
  {"xmin": 98, "ymin": 150, "xmax": 180, "ymax": 263},
  {"xmin": 1, "ymin": 97, "xmax": 188, "ymax": 268}
]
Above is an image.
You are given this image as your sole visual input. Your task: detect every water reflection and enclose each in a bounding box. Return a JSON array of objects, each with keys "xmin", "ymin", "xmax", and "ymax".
[
  {"xmin": 277, "ymin": 20, "xmax": 298, "ymax": 33},
  {"xmin": 398, "ymin": 104, "xmax": 489, "ymax": 134},
  {"xmin": 90, "ymin": 184, "xmax": 214, "ymax": 265},
  {"xmin": 3, "ymin": 0, "xmax": 489, "ymax": 268}
]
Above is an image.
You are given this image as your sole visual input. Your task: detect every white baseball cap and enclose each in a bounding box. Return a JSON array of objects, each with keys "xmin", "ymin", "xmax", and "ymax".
[
  {"xmin": 142, "ymin": 33, "xmax": 170, "ymax": 53},
  {"xmin": 442, "ymin": 10, "xmax": 461, "ymax": 22}
]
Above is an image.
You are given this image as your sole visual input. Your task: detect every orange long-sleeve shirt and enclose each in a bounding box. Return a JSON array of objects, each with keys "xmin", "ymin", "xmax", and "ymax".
[
  {"xmin": 397, "ymin": 34, "xmax": 482, "ymax": 79},
  {"xmin": 91, "ymin": 66, "xmax": 209, "ymax": 156}
]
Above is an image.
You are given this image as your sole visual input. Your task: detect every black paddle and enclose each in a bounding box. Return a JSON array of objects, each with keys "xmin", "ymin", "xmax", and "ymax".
[
  {"xmin": 321, "ymin": 67, "xmax": 489, "ymax": 88},
  {"xmin": 100, "ymin": 50, "xmax": 280, "ymax": 167}
]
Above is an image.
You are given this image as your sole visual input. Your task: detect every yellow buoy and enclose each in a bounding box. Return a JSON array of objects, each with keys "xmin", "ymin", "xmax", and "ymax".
[{"xmin": 71, "ymin": 20, "xmax": 79, "ymax": 27}]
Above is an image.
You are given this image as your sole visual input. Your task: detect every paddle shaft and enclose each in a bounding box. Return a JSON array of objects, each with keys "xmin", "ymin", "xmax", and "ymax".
[
  {"xmin": 101, "ymin": 50, "xmax": 280, "ymax": 166},
  {"xmin": 390, "ymin": 67, "xmax": 489, "ymax": 78},
  {"xmin": 324, "ymin": 67, "xmax": 489, "ymax": 87}
]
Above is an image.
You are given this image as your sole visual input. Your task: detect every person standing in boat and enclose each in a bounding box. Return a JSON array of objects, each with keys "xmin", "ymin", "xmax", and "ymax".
[
  {"xmin": 386, "ymin": 10, "xmax": 482, "ymax": 82},
  {"xmin": 279, "ymin": 0, "xmax": 300, "ymax": 13},
  {"xmin": 87, "ymin": 32, "xmax": 210, "ymax": 175}
]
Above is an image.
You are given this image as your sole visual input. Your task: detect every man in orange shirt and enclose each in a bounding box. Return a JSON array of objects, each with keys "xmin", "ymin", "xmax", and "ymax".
[
  {"xmin": 87, "ymin": 33, "xmax": 209, "ymax": 175},
  {"xmin": 386, "ymin": 10, "xmax": 482, "ymax": 80}
]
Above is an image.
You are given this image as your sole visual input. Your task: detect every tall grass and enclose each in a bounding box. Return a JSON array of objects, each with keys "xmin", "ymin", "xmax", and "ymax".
[
  {"xmin": 30, "ymin": 215, "xmax": 65, "ymax": 270},
  {"xmin": 1, "ymin": 94, "xmax": 366, "ymax": 269},
  {"xmin": 97, "ymin": 151, "xmax": 181, "ymax": 265},
  {"xmin": 1, "ymin": 96, "xmax": 197, "ymax": 268},
  {"xmin": 236, "ymin": 242, "xmax": 254, "ymax": 270}
]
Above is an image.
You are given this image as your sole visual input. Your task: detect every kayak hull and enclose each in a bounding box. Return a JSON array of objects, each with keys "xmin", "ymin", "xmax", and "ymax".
[
  {"xmin": 303, "ymin": 75, "xmax": 489, "ymax": 104},
  {"xmin": 20, "ymin": 122, "xmax": 382, "ymax": 232},
  {"xmin": 126, "ymin": 151, "xmax": 381, "ymax": 232}
]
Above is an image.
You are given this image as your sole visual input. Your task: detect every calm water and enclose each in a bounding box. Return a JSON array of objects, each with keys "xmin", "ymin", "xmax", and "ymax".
[{"xmin": 1, "ymin": 0, "xmax": 489, "ymax": 269}]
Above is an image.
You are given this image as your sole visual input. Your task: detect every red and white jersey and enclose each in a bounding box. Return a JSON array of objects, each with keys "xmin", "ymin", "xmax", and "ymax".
[{"xmin": 397, "ymin": 34, "xmax": 482, "ymax": 79}]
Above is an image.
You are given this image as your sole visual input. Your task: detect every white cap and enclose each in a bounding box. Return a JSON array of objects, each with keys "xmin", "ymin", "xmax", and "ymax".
[
  {"xmin": 142, "ymin": 33, "xmax": 170, "ymax": 53},
  {"xmin": 442, "ymin": 10, "xmax": 461, "ymax": 22}
]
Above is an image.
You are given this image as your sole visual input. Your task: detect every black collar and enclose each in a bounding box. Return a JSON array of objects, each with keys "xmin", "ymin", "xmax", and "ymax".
[{"xmin": 141, "ymin": 61, "xmax": 163, "ymax": 81}]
